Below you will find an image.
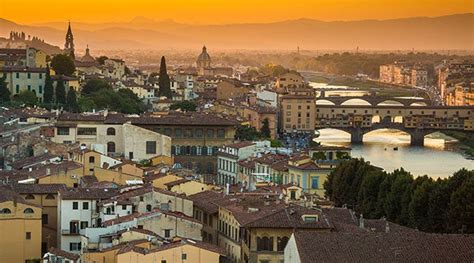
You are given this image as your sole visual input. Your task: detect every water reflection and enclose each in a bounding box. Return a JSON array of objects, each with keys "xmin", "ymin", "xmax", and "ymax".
[{"xmin": 316, "ymin": 129, "xmax": 474, "ymax": 178}]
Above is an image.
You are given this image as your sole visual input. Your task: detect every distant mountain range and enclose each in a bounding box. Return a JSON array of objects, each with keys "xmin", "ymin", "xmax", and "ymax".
[{"xmin": 0, "ymin": 14, "xmax": 473, "ymax": 51}]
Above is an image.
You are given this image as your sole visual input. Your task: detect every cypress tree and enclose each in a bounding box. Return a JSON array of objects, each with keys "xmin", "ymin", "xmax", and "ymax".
[
  {"xmin": 158, "ymin": 56, "xmax": 172, "ymax": 99},
  {"xmin": 43, "ymin": 66, "xmax": 54, "ymax": 104},
  {"xmin": 261, "ymin": 118, "xmax": 271, "ymax": 138},
  {"xmin": 0, "ymin": 75, "xmax": 11, "ymax": 104},
  {"xmin": 55, "ymin": 77, "xmax": 66, "ymax": 105},
  {"xmin": 66, "ymin": 87, "xmax": 79, "ymax": 112}
]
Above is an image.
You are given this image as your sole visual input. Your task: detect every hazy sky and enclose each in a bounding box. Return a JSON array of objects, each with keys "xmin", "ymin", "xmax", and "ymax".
[{"xmin": 2, "ymin": 0, "xmax": 473, "ymax": 24}]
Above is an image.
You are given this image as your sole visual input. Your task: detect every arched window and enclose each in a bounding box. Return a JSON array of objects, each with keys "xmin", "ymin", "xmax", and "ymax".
[
  {"xmin": 45, "ymin": 194, "xmax": 55, "ymax": 200},
  {"xmin": 201, "ymin": 146, "xmax": 208, "ymax": 156},
  {"xmin": 191, "ymin": 146, "xmax": 197, "ymax": 155},
  {"xmin": 25, "ymin": 194, "xmax": 35, "ymax": 200},
  {"xmin": 24, "ymin": 208, "xmax": 34, "ymax": 214},
  {"xmin": 277, "ymin": 236, "xmax": 289, "ymax": 251},
  {"xmin": 0, "ymin": 208, "xmax": 11, "ymax": 214},
  {"xmin": 257, "ymin": 236, "xmax": 273, "ymax": 251},
  {"xmin": 146, "ymin": 205, "xmax": 152, "ymax": 212},
  {"xmin": 107, "ymin": 142, "xmax": 116, "ymax": 153},
  {"xmin": 107, "ymin": 127, "xmax": 116, "ymax": 136},
  {"xmin": 180, "ymin": 146, "xmax": 187, "ymax": 156},
  {"xmin": 89, "ymin": 156, "xmax": 95, "ymax": 163},
  {"xmin": 171, "ymin": 146, "xmax": 176, "ymax": 155},
  {"xmin": 186, "ymin": 146, "xmax": 191, "ymax": 155}
]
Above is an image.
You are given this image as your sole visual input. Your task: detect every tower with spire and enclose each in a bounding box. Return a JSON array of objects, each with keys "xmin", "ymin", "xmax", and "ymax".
[{"xmin": 64, "ymin": 22, "xmax": 75, "ymax": 59}]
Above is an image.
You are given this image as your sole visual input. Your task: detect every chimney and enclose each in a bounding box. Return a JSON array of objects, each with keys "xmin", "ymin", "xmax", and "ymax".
[{"xmin": 359, "ymin": 214, "xmax": 364, "ymax": 229}]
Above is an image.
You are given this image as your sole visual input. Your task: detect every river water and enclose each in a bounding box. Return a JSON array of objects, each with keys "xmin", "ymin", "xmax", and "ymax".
[{"xmin": 309, "ymin": 81, "xmax": 473, "ymax": 178}]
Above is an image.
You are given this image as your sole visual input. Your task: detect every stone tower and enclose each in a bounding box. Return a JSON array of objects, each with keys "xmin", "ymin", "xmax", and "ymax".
[{"xmin": 64, "ymin": 22, "xmax": 75, "ymax": 59}]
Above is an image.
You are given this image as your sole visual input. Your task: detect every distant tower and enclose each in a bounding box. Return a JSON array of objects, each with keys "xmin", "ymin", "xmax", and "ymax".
[
  {"xmin": 356, "ymin": 46, "xmax": 359, "ymax": 54},
  {"xmin": 297, "ymin": 46, "xmax": 300, "ymax": 55},
  {"xmin": 64, "ymin": 21, "xmax": 75, "ymax": 59}
]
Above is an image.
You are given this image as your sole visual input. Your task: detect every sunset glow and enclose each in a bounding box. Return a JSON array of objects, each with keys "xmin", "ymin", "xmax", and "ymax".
[{"xmin": 2, "ymin": 0, "xmax": 473, "ymax": 24}]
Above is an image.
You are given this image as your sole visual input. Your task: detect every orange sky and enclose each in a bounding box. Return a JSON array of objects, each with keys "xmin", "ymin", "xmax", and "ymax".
[{"xmin": 1, "ymin": 0, "xmax": 473, "ymax": 24}]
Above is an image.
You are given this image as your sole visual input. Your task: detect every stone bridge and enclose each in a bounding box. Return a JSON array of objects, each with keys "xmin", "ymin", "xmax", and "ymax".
[
  {"xmin": 316, "ymin": 95, "xmax": 432, "ymax": 107},
  {"xmin": 315, "ymin": 105, "xmax": 472, "ymax": 146}
]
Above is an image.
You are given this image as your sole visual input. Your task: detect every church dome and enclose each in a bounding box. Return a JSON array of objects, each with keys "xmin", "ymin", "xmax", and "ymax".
[
  {"xmin": 80, "ymin": 45, "xmax": 96, "ymax": 63},
  {"xmin": 197, "ymin": 46, "xmax": 211, "ymax": 62}
]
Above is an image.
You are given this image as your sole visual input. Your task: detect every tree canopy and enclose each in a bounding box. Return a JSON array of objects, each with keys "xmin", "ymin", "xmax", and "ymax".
[
  {"xmin": 0, "ymin": 75, "xmax": 11, "ymax": 104},
  {"xmin": 170, "ymin": 101, "xmax": 197, "ymax": 112},
  {"xmin": 13, "ymin": 90, "xmax": 37, "ymax": 106},
  {"xmin": 51, "ymin": 54, "xmax": 76, "ymax": 76},
  {"xmin": 325, "ymin": 159, "xmax": 474, "ymax": 234}
]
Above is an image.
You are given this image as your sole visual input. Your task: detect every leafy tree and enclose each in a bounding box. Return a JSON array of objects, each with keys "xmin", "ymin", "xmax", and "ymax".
[
  {"xmin": 375, "ymin": 173, "xmax": 396, "ymax": 217},
  {"xmin": 82, "ymin": 79, "xmax": 112, "ymax": 95},
  {"xmin": 357, "ymin": 171, "xmax": 385, "ymax": 218},
  {"xmin": 0, "ymin": 75, "xmax": 11, "ymax": 104},
  {"xmin": 51, "ymin": 54, "xmax": 75, "ymax": 76},
  {"xmin": 260, "ymin": 118, "xmax": 271, "ymax": 138},
  {"xmin": 384, "ymin": 169, "xmax": 414, "ymax": 224},
  {"xmin": 97, "ymin": 56, "xmax": 109, "ymax": 65},
  {"xmin": 55, "ymin": 78, "xmax": 66, "ymax": 104},
  {"xmin": 66, "ymin": 88, "xmax": 79, "ymax": 112},
  {"xmin": 270, "ymin": 139, "xmax": 283, "ymax": 147},
  {"xmin": 158, "ymin": 56, "xmax": 172, "ymax": 98},
  {"xmin": 312, "ymin": 152, "xmax": 326, "ymax": 160},
  {"xmin": 43, "ymin": 66, "xmax": 54, "ymax": 104},
  {"xmin": 234, "ymin": 125, "xmax": 263, "ymax": 141},
  {"xmin": 14, "ymin": 90, "xmax": 37, "ymax": 106},
  {"xmin": 408, "ymin": 178, "xmax": 435, "ymax": 230},
  {"xmin": 447, "ymin": 173, "xmax": 474, "ymax": 233},
  {"xmin": 170, "ymin": 101, "xmax": 197, "ymax": 111},
  {"xmin": 87, "ymin": 88, "xmax": 144, "ymax": 114},
  {"xmin": 77, "ymin": 96, "xmax": 96, "ymax": 112}
]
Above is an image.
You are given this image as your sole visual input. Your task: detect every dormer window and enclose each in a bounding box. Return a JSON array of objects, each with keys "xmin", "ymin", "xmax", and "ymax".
[
  {"xmin": 25, "ymin": 194, "xmax": 35, "ymax": 200},
  {"xmin": 302, "ymin": 215, "xmax": 318, "ymax": 222}
]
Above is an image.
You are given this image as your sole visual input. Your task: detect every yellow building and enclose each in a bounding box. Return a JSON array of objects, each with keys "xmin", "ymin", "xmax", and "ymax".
[
  {"xmin": 146, "ymin": 173, "xmax": 183, "ymax": 189},
  {"xmin": 34, "ymin": 161, "xmax": 84, "ymax": 188},
  {"xmin": 116, "ymin": 239, "xmax": 226, "ymax": 263},
  {"xmin": 12, "ymin": 184, "xmax": 67, "ymax": 256},
  {"xmin": 0, "ymin": 186, "xmax": 42, "ymax": 263},
  {"xmin": 165, "ymin": 178, "xmax": 215, "ymax": 196},
  {"xmin": 286, "ymin": 155, "xmax": 332, "ymax": 197},
  {"xmin": 83, "ymin": 239, "xmax": 152, "ymax": 263},
  {"xmin": 280, "ymin": 89, "xmax": 316, "ymax": 133}
]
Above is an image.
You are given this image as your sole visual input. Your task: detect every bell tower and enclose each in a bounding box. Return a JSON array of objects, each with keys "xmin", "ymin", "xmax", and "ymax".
[{"xmin": 64, "ymin": 21, "xmax": 75, "ymax": 59}]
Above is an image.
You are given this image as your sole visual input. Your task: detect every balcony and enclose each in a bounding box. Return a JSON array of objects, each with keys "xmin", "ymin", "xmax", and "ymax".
[{"xmin": 61, "ymin": 229, "xmax": 81, "ymax": 236}]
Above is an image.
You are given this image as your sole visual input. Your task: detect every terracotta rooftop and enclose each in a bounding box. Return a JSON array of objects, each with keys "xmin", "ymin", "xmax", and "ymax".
[
  {"xmin": 255, "ymin": 153, "xmax": 289, "ymax": 165},
  {"xmin": 47, "ymin": 247, "xmax": 80, "ymax": 261},
  {"xmin": 0, "ymin": 186, "xmax": 40, "ymax": 207},
  {"xmin": 12, "ymin": 183, "xmax": 67, "ymax": 194},
  {"xmin": 293, "ymin": 231, "xmax": 474, "ymax": 263},
  {"xmin": 226, "ymin": 141, "xmax": 255, "ymax": 149},
  {"xmin": 164, "ymin": 178, "xmax": 190, "ymax": 187},
  {"xmin": 117, "ymin": 239, "xmax": 225, "ymax": 256},
  {"xmin": 60, "ymin": 188, "xmax": 118, "ymax": 200},
  {"xmin": 10, "ymin": 153, "xmax": 60, "ymax": 170},
  {"xmin": 188, "ymin": 191, "xmax": 223, "ymax": 215}
]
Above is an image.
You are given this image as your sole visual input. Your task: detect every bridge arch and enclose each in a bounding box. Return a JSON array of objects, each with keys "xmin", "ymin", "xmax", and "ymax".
[
  {"xmin": 315, "ymin": 99, "xmax": 336, "ymax": 105},
  {"xmin": 340, "ymin": 98, "xmax": 372, "ymax": 106},
  {"xmin": 410, "ymin": 101, "xmax": 428, "ymax": 106},
  {"xmin": 377, "ymin": 100, "xmax": 405, "ymax": 106}
]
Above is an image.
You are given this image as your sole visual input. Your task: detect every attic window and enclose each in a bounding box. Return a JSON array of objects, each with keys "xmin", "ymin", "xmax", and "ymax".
[
  {"xmin": 25, "ymin": 194, "xmax": 35, "ymax": 200},
  {"xmin": 302, "ymin": 215, "xmax": 318, "ymax": 222}
]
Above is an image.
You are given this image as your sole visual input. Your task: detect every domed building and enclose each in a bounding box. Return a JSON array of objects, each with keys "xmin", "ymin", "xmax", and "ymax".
[
  {"xmin": 196, "ymin": 46, "xmax": 211, "ymax": 70},
  {"xmin": 79, "ymin": 45, "xmax": 96, "ymax": 64},
  {"xmin": 75, "ymin": 45, "xmax": 100, "ymax": 74}
]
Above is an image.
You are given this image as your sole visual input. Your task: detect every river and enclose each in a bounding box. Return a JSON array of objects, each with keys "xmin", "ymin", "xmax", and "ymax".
[{"xmin": 309, "ymin": 81, "xmax": 473, "ymax": 178}]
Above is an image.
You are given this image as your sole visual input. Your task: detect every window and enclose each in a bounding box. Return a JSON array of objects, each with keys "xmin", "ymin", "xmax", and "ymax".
[
  {"xmin": 24, "ymin": 208, "xmax": 34, "ymax": 214},
  {"xmin": 69, "ymin": 242, "xmax": 81, "ymax": 251},
  {"xmin": 195, "ymin": 128, "xmax": 203, "ymax": 138},
  {"xmin": 16, "ymin": 72, "xmax": 20, "ymax": 78},
  {"xmin": 42, "ymin": 214, "xmax": 48, "ymax": 224},
  {"xmin": 39, "ymin": 73, "xmax": 42, "ymax": 79},
  {"xmin": 26, "ymin": 232, "xmax": 31, "ymax": 240},
  {"xmin": 256, "ymin": 237, "xmax": 273, "ymax": 251},
  {"xmin": 39, "ymin": 85, "xmax": 43, "ymax": 94},
  {"xmin": 16, "ymin": 84, "xmax": 19, "ymax": 93},
  {"xmin": 175, "ymin": 128, "xmax": 183, "ymax": 137},
  {"xmin": 277, "ymin": 236, "xmax": 289, "ymax": 251},
  {"xmin": 311, "ymin": 176, "xmax": 319, "ymax": 189},
  {"xmin": 106, "ymin": 127, "xmax": 116, "ymax": 135},
  {"xmin": 72, "ymin": 202, "xmax": 78, "ymax": 210},
  {"xmin": 57, "ymin": 127, "xmax": 70, "ymax": 135},
  {"xmin": 0, "ymin": 208, "xmax": 11, "ymax": 214},
  {"xmin": 25, "ymin": 194, "xmax": 35, "ymax": 200},
  {"xmin": 182, "ymin": 253, "xmax": 187, "ymax": 260},
  {"xmin": 146, "ymin": 141, "xmax": 157, "ymax": 154},
  {"xmin": 146, "ymin": 204, "xmax": 152, "ymax": 212},
  {"xmin": 164, "ymin": 229, "xmax": 171, "ymax": 238},
  {"xmin": 77, "ymin": 127, "xmax": 97, "ymax": 136},
  {"xmin": 80, "ymin": 221, "xmax": 89, "ymax": 229},
  {"xmin": 83, "ymin": 202, "xmax": 89, "ymax": 210},
  {"xmin": 217, "ymin": 129, "xmax": 225, "ymax": 138},
  {"xmin": 122, "ymin": 205, "xmax": 127, "ymax": 210},
  {"xmin": 303, "ymin": 215, "xmax": 318, "ymax": 222},
  {"xmin": 207, "ymin": 129, "xmax": 214, "ymax": 138},
  {"xmin": 107, "ymin": 142, "xmax": 116, "ymax": 153},
  {"xmin": 89, "ymin": 156, "xmax": 95, "ymax": 163},
  {"xmin": 161, "ymin": 261, "xmax": 167, "ymax": 263},
  {"xmin": 27, "ymin": 73, "xmax": 31, "ymax": 79}
]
